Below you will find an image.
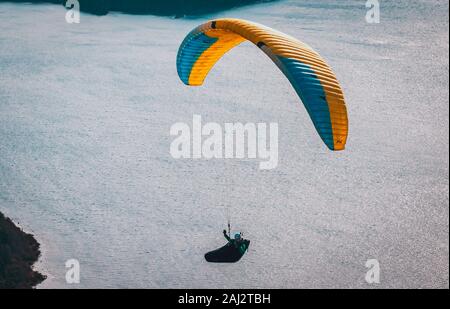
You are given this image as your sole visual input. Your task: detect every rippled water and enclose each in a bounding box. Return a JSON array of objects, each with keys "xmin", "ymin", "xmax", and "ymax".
[{"xmin": 0, "ymin": 0, "xmax": 448, "ymax": 288}]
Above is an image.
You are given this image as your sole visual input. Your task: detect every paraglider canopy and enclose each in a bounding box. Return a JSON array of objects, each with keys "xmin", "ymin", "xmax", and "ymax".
[{"xmin": 176, "ymin": 18, "xmax": 349, "ymax": 151}]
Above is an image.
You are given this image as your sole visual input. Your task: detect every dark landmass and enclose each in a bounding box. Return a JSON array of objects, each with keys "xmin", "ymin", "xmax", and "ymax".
[
  {"xmin": 0, "ymin": 212, "xmax": 46, "ymax": 289},
  {"xmin": 0, "ymin": 0, "xmax": 278, "ymax": 16}
]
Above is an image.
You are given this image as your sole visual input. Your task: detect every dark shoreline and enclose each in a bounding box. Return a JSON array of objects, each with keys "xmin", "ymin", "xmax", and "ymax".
[
  {"xmin": 0, "ymin": 0, "xmax": 278, "ymax": 16},
  {"xmin": 0, "ymin": 211, "xmax": 46, "ymax": 289}
]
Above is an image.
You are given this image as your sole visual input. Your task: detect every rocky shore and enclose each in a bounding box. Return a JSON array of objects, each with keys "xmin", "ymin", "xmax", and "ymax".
[{"xmin": 0, "ymin": 212, "xmax": 46, "ymax": 289}]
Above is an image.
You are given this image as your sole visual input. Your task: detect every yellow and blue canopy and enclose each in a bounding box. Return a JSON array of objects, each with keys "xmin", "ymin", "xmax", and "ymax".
[{"xmin": 176, "ymin": 18, "xmax": 348, "ymax": 151}]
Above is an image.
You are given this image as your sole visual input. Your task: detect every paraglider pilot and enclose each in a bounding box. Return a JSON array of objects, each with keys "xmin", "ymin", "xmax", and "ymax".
[{"xmin": 223, "ymin": 229, "xmax": 242, "ymax": 247}]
